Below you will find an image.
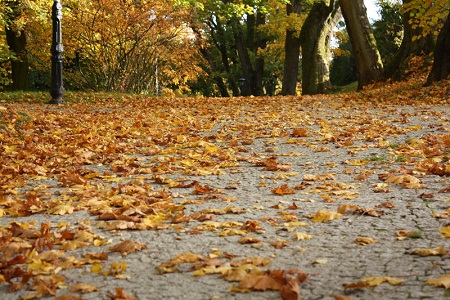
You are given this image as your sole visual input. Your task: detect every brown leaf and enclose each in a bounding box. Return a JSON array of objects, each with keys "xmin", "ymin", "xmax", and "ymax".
[
  {"xmin": 70, "ymin": 283, "xmax": 99, "ymax": 293},
  {"xmin": 279, "ymin": 277, "xmax": 300, "ymax": 300},
  {"xmin": 272, "ymin": 184, "xmax": 295, "ymax": 195},
  {"xmin": 239, "ymin": 273, "xmax": 283, "ymax": 291},
  {"xmin": 426, "ymin": 274, "xmax": 450, "ymax": 289},
  {"xmin": 354, "ymin": 237, "xmax": 377, "ymax": 245},
  {"xmin": 109, "ymin": 240, "xmax": 148, "ymax": 256},
  {"xmin": 107, "ymin": 287, "xmax": 137, "ymax": 300},
  {"xmin": 270, "ymin": 241, "xmax": 290, "ymax": 249}
]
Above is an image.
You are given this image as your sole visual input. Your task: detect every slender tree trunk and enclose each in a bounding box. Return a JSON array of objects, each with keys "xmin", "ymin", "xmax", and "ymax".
[
  {"xmin": 300, "ymin": 0, "xmax": 339, "ymax": 95},
  {"xmin": 254, "ymin": 13, "xmax": 266, "ymax": 96},
  {"xmin": 383, "ymin": 0, "xmax": 434, "ymax": 80},
  {"xmin": 233, "ymin": 24, "xmax": 253, "ymax": 96},
  {"xmin": 339, "ymin": 0, "xmax": 383, "ymax": 90},
  {"xmin": 5, "ymin": 0, "xmax": 29, "ymax": 91},
  {"xmin": 425, "ymin": 13, "xmax": 450, "ymax": 85},
  {"xmin": 281, "ymin": 0, "xmax": 302, "ymax": 96}
]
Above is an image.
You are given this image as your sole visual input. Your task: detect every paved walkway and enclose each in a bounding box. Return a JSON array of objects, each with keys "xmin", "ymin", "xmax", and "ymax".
[{"xmin": 1, "ymin": 92, "xmax": 450, "ymax": 299}]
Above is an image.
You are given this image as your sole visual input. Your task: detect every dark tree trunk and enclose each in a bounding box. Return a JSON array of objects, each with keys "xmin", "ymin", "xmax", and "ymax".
[
  {"xmin": 5, "ymin": 0, "xmax": 29, "ymax": 91},
  {"xmin": 300, "ymin": 0, "xmax": 339, "ymax": 95},
  {"xmin": 339, "ymin": 0, "xmax": 383, "ymax": 90},
  {"xmin": 233, "ymin": 24, "xmax": 253, "ymax": 96},
  {"xmin": 383, "ymin": 0, "xmax": 434, "ymax": 80},
  {"xmin": 426, "ymin": 13, "xmax": 450, "ymax": 85},
  {"xmin": 254, "ymin": 13, "xmax": 266, "ymax": 96},
  {"xmin": 281, "ymin": 0, "xmax": 302, "ymax": 95}
]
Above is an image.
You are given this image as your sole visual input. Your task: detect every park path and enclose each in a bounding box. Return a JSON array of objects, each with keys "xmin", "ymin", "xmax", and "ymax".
[{"xmin": 0, "ymin": 85, "xmax": 450, "ymax": 299}]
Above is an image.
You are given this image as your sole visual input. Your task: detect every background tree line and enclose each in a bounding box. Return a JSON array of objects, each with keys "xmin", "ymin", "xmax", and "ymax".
[{"xmin": 0, "ymin": 0, "xmax": 449, "ymax": 97}]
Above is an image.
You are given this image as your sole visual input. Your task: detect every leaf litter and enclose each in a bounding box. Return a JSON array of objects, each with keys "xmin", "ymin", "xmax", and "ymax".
[{"xmin": 0, "ymin": 78, "xmax": 450, "ymax": 299}]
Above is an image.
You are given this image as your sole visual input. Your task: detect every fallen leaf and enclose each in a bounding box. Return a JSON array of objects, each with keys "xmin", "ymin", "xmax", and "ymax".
[
  {"xmin": 426, "ymin": 274, "xmax": 450, "ymax": 289},
  {"xmin": 354, "ymin": 237, "xmax": 377, "ymax": 245},
  {"xmin": 440, "ymin": 226, "xmax": 450, "ymax": 238},
  {"xmin": 411, "ymin": 246, "xmax": 447, "ymax": 256},
  {"xmin": 109, "ymin": 240, "xmax": 148, "ymax": 256},
  {"xmin": 272, "ymin": 184, "xmax": 295, "ymax": 195},
  {"xmin": 361, "ymin": 276, "xmax": 404, "ymax": 286},
  {"xmin": 107, "ymin": 287, "xmax": 138, "ymax": 300},
  {"xmin": 293, "ymin": 232, "xmax": 312, "ymax": 241},
  {"xmin": 70, "ymin": 283, "xmax": 99, "ymax": 293},
  {"xmin": 309, "ymin": 210, "xmax": 342, "ymax": 223}
]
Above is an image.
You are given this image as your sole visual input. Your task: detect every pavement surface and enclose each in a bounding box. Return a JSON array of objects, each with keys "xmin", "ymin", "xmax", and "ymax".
[{"xmin": 1, "ymin": 88, "xmax": 450, "ymax": 300}]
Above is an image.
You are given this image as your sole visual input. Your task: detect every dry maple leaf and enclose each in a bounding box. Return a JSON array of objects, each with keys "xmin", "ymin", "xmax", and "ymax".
[
  {"xmin": 107, "ymin": 287, "xmax": 137, "ymax": 300},
  {"xmin": 354, "ymin": 237, "xmax": 377, "ymax": 245},
  {"xmin": 385, "ymin": 174, "xmax": 422, "ymax": 189},
  {"xmin": 239, "ymin": 237, "xmax": 262, "ymax": 244},
  {"xmin": 109, "ymin": 240, "xmax": 148, "ymax": 256},
  {"xmin": 439, "ymin": 226, "xmax": 450, "ymax": 238},
  {"xmin": 231, "ymin": 257, "xmax": 271, "ymax": 267},
  {"xmin": 291, "ymin": 128, "xmax": 309, "ymax": 137},
  {"xmin": 309, "ymin": 210, "xmax": 342, "ymax": 223},
  {"xmin": 239, "ymin": 272, "xmax": 284, "ymax": 291},
  {"xmin": 293, "ymin": 232, "xmax": 312, "ymax": 241},
  {"xmin": 411, "ymin": 246, "xmax": 447, "ymax": 256},
  {"xmin": 361, "ymin": 276, "xmax": 404, "ymax": 286},
  {"xmin": 70, "ymin": 283, "xmax": 99, "ymax": 293},
  {"xmin": 272, "ymin": 184, "xmax": 295, "ymax": 195},
  {"xmin": 279, "ymin": 277, "xmax": 300, "ymax": 300},
  {"xmin": 426, "ymin": 274, "xmax": 450, "ymax": 289},
  {"xmin": 270, "ymin": 241, "xmax": 290, "ymax": 249}
]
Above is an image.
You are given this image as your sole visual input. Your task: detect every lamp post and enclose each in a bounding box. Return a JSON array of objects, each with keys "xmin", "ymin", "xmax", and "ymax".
[
  {"xmin": 49, "ymin": 0, "xmax": 65, "ymax": 104},
  {"xmin": 239, "ymin": 77, "xmax": 246, "ymax": 96}
]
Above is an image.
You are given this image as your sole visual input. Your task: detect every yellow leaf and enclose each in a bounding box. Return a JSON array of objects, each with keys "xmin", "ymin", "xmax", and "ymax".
[
  {"xmin": 361, "ymin": 276, "xmax": 404, "ymax": 287},
  {"xmin": 440, "ymin": 226, "xmax": 450, "ymax": 238},
  {"xmin": 46, "ymin": 204, "xmax": 74, "ymax": 215},
  {"xmin": 354, "ymin": 237, "xmax": 377, "ymax": 245},
  {"xmin": 294, "ymin": 232, "xmax": 312, "ymax": 241},
  {"xmin": 70, "ymin": 283, "xmax": 99, "ymax": 293},
  {"xmin": 218, "ymin": 229, "xmax": 247, "ymax": 237},
  {"xmin": 411, "ymin": 246, "xmax": 447, "ymax": 256},
  {"xmin": 284, "ymin": 221, "xmax": 308, "ymax": 227},
  {"xmin": 426, "ymin": 274, "xmax": 450, "ymax": 289},
  {"xmin": 91, "ymin": 263, "xmax": 103, "ymax": 274},
  {"xmin": 309, "ymin": 210, "xmax": 342, "ymax": 223},
  {"xmin": 385, "ymin": 175, "xmax": 422, "ymax": 189},
  {"xmin": 27, "ymin": 259, "xmax": 54, "ymax": 275}
]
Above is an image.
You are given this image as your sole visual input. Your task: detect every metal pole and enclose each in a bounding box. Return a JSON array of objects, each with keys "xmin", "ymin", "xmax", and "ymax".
[{"xmin": 49, "ymin": 0, "xmax": 65, "ymax": 104}]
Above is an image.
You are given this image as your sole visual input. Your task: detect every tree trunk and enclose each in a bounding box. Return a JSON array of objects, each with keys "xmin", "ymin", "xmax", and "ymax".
[
  {"xmin": 425, "ymin": 12, "xmax": 450, "ymax": 85},
  {"xmin": 383, "ymin": 0, "xmax": 434, "ymax": 80},
  {"xmin": 300, "ymin": 0, "xmax": 340, "ymax": 95},
  {"xmin": 281, "ymin": 0, "xmax": 302, "ymax": 96},
  {"xmin": 339, "ymin": 0, "xmax": 383, "ymax": 90},
  {"xmin": 254, "ymin": 12, "xmax": 266, "ymax": 96},
  {"xmin": 5, "ymin": 0, "xmax": 29, "ymax": 91},
  {"xmin": 233, "ymin": 24, "xmax": 253, "ymax": 96}
]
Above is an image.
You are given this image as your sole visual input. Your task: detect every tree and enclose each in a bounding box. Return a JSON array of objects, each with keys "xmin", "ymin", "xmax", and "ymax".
[
  {"xmin": 338, "ymin": 0, "xmax": 383, "ymax": 90},
  {"xmin": 3, "ymin": 0, "xmax": 29, "ymax": 90},
  {"xmin": 281, "ymin": 0, "xmax": 302, "ymax": 95},
  {"xmin": 330, "ymin": 23, "xmax": 358, "ymax": 86},
  {"xmin": 426, "ymin": 12, "xmax": 450, "ymax": 85},
  {"xmin": 63, "ymin": 0, "xmax": 202, "ymax": 95},
  {"xmin": 300, "ymin": 0, "xmax": 340, "ymax": 95},
  {"xmin": 372, "ymin": 0, "xmax": 403, "ymax": 66},
  {"xmin": 382, "ymin": 0, "xmax": 435, "ymax": 80}
]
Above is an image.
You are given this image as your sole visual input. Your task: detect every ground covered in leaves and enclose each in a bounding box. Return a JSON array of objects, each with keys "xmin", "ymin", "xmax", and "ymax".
[{"xmin": 1, "ymin": 77, "xmax": 450, "ymax": 300}]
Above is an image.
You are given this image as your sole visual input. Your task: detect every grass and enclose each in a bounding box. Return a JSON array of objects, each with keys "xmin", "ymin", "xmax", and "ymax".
[{"xmin": 0, "ymin": 91, "xmax": 149, "ymax": 104}]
